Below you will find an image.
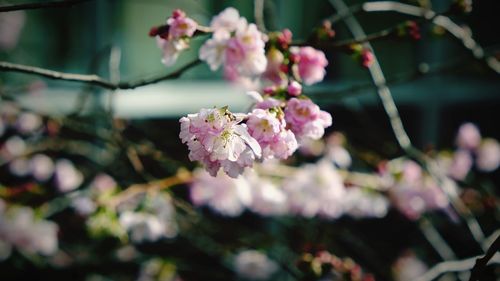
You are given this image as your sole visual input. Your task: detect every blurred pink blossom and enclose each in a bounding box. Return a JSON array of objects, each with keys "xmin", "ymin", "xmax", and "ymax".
[
  {"xmin": 190, "ymin": 169, "xmax": 252, "ymax": 216},
  {"xmin": 290, "ymin": 46, "xmax": 328, "ymax": 85},
  {"xmin": 456, "ymin": 122, "xmax": 481, "ymax": 150},
  {"xmin": 476, "ymin": 138, "xmax": 500, "ymax": 172},
  {"xmin": 0, "ymin": 11, "xmax": 25, "ymax": 51},
  {"xmin": 285, "ymin": 98, "xmax": 332, "ymax": 142}
]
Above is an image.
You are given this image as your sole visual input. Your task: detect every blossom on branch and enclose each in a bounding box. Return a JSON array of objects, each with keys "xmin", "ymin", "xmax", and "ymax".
[
  {"xmin": 285, "ymin": 98, "xmax": 332, "ymax": 143},
  {"xmin": 246, "ymin": 108, "xmax": 298, "ymax": 159},
  {"xmin": 179, "ymin": 107, "xmax": 261, "ymax": 178},
  {"xmin": 151, "ymin": 9, "xmax": 198, "ymax": 67},
  {"xmin": 290, "ymin": 46, "xmax": 328, "ymax": 85},
  {"xmin": 199, "ymin": 8, "xmax": 267, "ymax": 81}
]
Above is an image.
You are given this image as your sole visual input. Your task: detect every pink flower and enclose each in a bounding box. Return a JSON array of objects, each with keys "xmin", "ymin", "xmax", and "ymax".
[
  {"xmin": 179, "ymin": 107, "xmax": 261, "ymax": 178},
  {"xmin": 167, "ymin": 10, "xmax": 197, "ymax": 38},
  {"xmin": 388, "ymin": 160, "xmax": 449, "ymax": 220},
  {"xmin": 284, "ymin": 98, "xmax": 332, "ymax": 142},
  {"xmin": 360, "ymin": 48, "xmax": 374, "ymax": 68},
  {"xmin": 153, "ymin": 9, "xmax": 198, "ymax": 67},
  {"xmin": 223, "ymin": 23, "xmax": 267, "ymax": 79},
  {"xmin": 254, "ymin": 97, "xmax": 282, "ymax": 110},
  {"xmin": 448, "ymin": 149, "xmax": 473, "ymax": 181},
  {"xmin": 246, "ymin": 108, "xmax": 298, "ymax": 159},
  {"xmin": 456, "ymin": 122, "xmax": 481, "ymax": 150},
  {"xmin": 287, "ymin": 81, "xmax": 302, "ymax": 96},
  {"xmin": 290, "ymin": 46, "xmax": 328, "ymax": 85},
  {"xmin": 200, "ymin": 8, "xmax": 267, "ymax": 81}
]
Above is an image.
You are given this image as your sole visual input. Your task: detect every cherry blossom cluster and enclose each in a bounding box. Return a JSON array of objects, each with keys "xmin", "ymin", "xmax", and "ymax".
[
  {"xmin": 149, "ymin": 9, "xmax": 198, "ymax": 66},
  {"xmin": 180, "ymin": 94, "xmax": 332, "ymax": 177},
  {"xmin": 150, "ymin": 8, "xmax": 333, "ymax": 177},
  {"xmin": 199, "ymin": 8, "xmax": 268, "ymax": 81},
  {"xmin": 381, "ymin": 158, "xmax": 450, "ymax": 221},
  {"xmin": 0, "ymin": 200, "xmax": 58, "ymax": 260},
  {"xmin": 264, "ymin": 29, "xmax": 328, "ymax": 86},
  {"xmin": 0, "ymin": 102, "xmax": 85, "ymax": 193},
  {"xmin": 190, "ymin": 158, "xmax": 389, "ymax": 219}
]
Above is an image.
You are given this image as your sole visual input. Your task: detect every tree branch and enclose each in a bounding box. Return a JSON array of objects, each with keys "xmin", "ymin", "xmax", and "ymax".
[
  {"xmin": 330, "ymin": 0, "xmax": 488, "ymax": 252},
  {"xmin": 0, "ymin": 0, "xmax": 93, "ymax": 12},
  {"xmin": 254, "ymin": 0, "xmax": 267, "ymax": 32},
  {"xmin": 362, "ymin": 1, "xmax": 500, "ymax": 74},
  {"xmin": 469, "ymin": 234, "xmax": 500, "ymax": 281},
  {"xmin": 0, "ymin": 59, "xmax": 201, "ymax": 90},
  {"xmin": 412, "ymin": 252, "xmax": 500, "ymax": 281}
]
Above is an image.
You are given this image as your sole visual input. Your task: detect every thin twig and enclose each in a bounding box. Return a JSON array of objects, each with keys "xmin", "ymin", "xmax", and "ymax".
[
  {"xmin": 292, "ymin": 24, "xmax": 396, "ymax": 48},
  {"xmin": 254, "ymin": 0, "xmax": 267, "ymax": 32},
  {"xmin": 420, "ymin": 219, "xmax": 457, "ymax": 261},
  {"xmin": 412, "ymin": 252, "xmax": 500, "ymax": 281},
  {"xmin": 0, "ymin": 0, "xmax": 93, "ymax": 12},
  {"xmin": 362, "ymin": 1, "xmax": 500, "ymax": 74},
  {"xmin": 0, "ymin": 59, "xmax": 201, "ymax": 90},
  {"xmin": 107, "ymin": 168, "xmax": 192, "ymax": 209},
  {"xmin": 331, "ymin": 0, "xmax": 487, "ymax": 251}
]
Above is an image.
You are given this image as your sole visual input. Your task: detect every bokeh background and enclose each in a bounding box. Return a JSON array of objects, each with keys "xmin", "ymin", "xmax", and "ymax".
[{"xmin": 0, "ymin": 0, "xmax": 499, "ymax": 280}]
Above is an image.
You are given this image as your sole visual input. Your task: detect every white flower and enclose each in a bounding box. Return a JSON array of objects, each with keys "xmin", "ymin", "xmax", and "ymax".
[
  {"xmin": 0, "ymin": 206, "xmax": 58, "ymax": 257},
  {"xmin": 119, "ymin": 212, "xmax": 165, "ymax": 243},
  {"xmin": 9, "ymin": 157, "xmax": 30, "ymax": 177},
  {"xmin": 157, "ymin": 37, "xmax": 189, "ymax": 67},
  {"xmin": 199, "ymin": 31, "xmax": 230, "ymax": 71},
  {"xmin": 393, "ymin": 252, "xmax": 428, "ymax": 281},
  {"xmin": 283, "ymin": 160, "xmax": 345, "ymax": 218},
  {"xmin": 234, "ymin": 250, "xmax": 278, "ymax": 280},
  {"xmin": 476, "ymin": 138, "xmax": 500, "ymax": 172},
  {"xmin": 16, "ymin": 112, "xmax": 42, "ymax": 134},
  {"xmin": 246, "ymin": 171, "xmax": 288, "ymax": 216},
  {"xmin": 343, "ymin": 188, "xmax": 389, "ymax": 218},
  {"xmin": 190, "ymin": 169, "xmax": 252, "ymax": 217},
  {"xmin": 29, "ymin": 154, "xmax": 55, "ymax": 181},
  {"xmin": 118, "ymin": 194, "xmax": 178, "ymax": 242},
  {"xmin": 210, "ymin": 7, "xmax": 246, "ymax": 34},
  {"xmin": 54, "ymin": 159, "xmax": 83, "ymax": 192}
]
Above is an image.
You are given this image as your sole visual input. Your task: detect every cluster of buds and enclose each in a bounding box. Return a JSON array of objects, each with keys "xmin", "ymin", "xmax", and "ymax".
[
  {"xmin": 397, "ymin": 20, "xmax": 421, "ymax": 40},
  {"xmin": 451, "ymin": 0, "xmax": 473, "ymax": 14},
  {"xmin": 312, "ymin": 20, "xmax": 336, "ymax": 41},
  {"xmin": 297, "ymin": 250, "xmax": 376, "ymax": 281},
  {"xmin": 348, "ymin": 44, "xmax": 375, "ymax": 68},
  {"xmin": 264, "ymin": 29, "xmax": 329, "ymax": 86}
]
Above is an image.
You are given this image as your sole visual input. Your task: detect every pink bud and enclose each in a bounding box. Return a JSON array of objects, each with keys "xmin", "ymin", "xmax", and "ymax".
[
  {"xmin": 277, "ymin": 29, "xmax": 293, "ymax": 48},
  {"xmin": 287, "ymin": 81, "xmax": 302, "ymax": 96},
  {"xmin": 263, "ymin": 86, "xmax": 276, "ymax": 95},
  {"xmin": 172, "ymin": 9, "xmax": 185, "ymax": 19},
  {"xmin": 361, "ymin": 49, "xmax": 374, "ymax": 68}
]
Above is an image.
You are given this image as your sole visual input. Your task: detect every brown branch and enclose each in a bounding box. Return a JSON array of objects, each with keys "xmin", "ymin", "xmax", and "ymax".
[
  {"xmin": 107, "ymin": 168, "xmax": 192, "ymax": 209},
  {"xmin": 0, "ymin": 0, "xmax": 93, "ymax": 12},
  {"xmin": 0, "ymin": 59, "xmax": 201, "ymax": 90}
]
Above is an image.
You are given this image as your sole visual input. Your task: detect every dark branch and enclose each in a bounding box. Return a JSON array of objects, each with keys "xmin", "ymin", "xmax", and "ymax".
[
  {"xmin": 0, "ymin": 59, "xmax": 201, "ymax": 90},
  {"xmin": 0, "ymin": 0, "xmax": 93, "ymax": 12},
  {"xmin": 469, "ymin": 235, "xmax": 500, "ymax": 281}
]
